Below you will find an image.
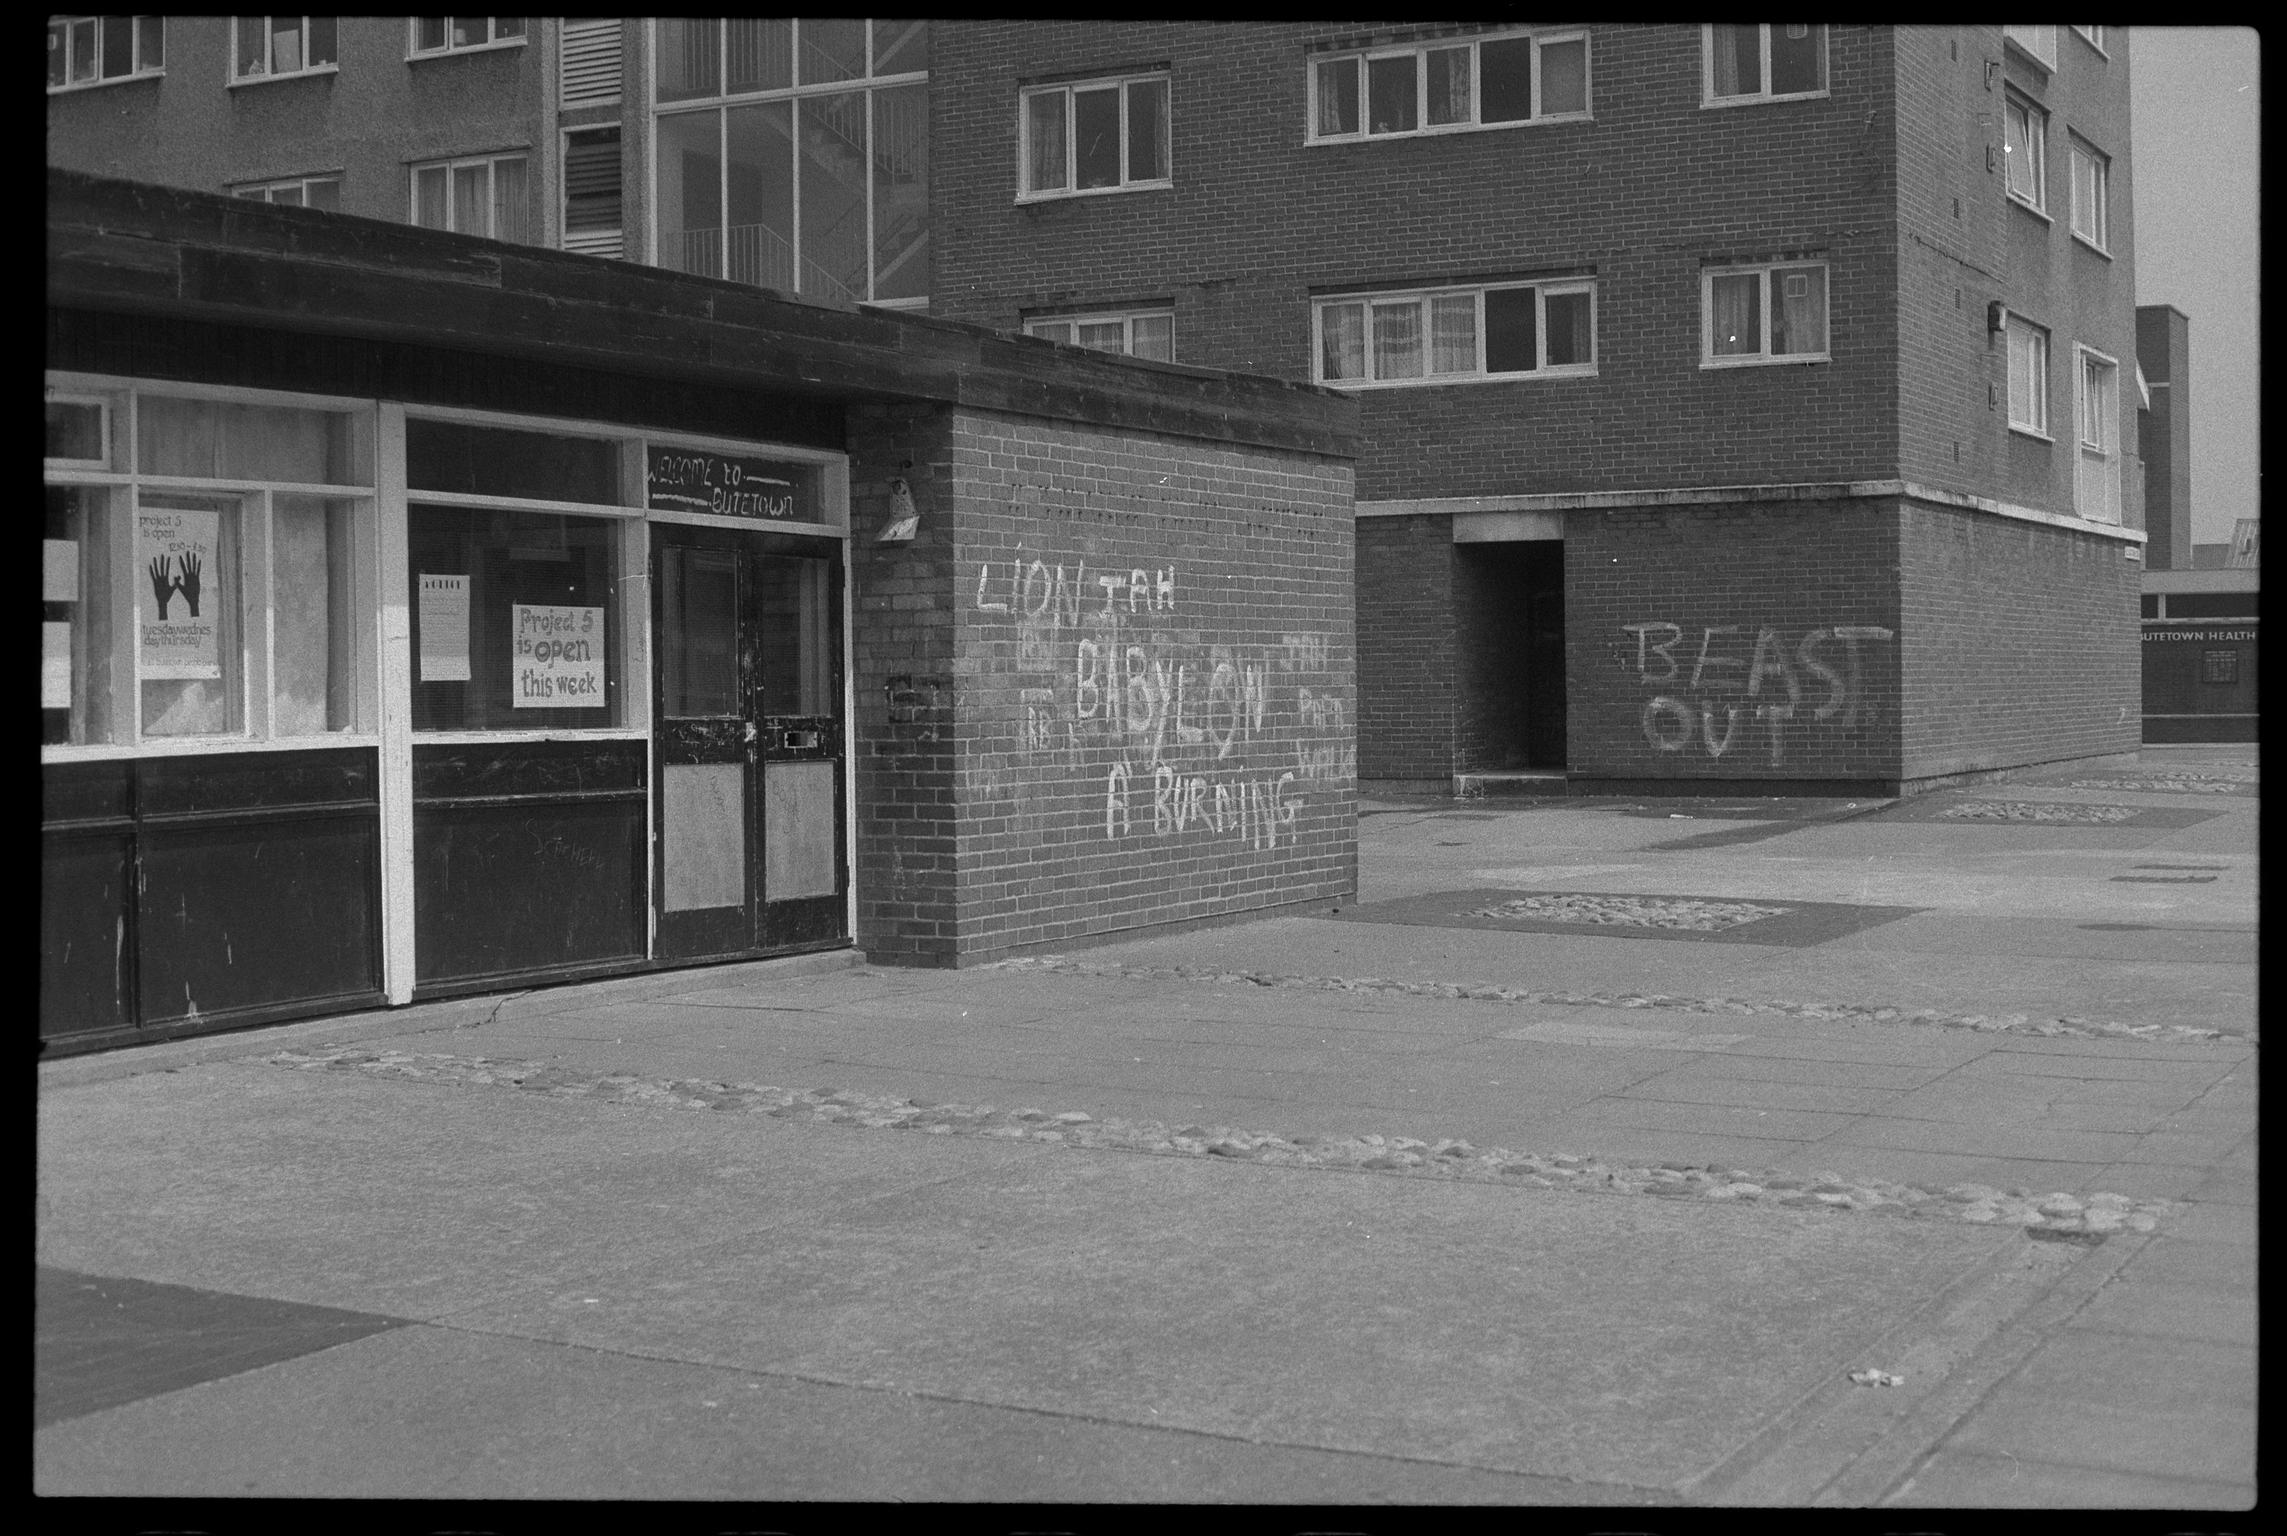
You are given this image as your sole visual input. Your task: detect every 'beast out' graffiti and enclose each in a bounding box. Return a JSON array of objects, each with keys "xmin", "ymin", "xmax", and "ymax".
[
  {"xmin": 975, "ymin": 549, "xmax": 1353, "ymax": 844},
  {"xmin": 1622, "ymin": 621, "xmax": 1895, "ymax": 766}
]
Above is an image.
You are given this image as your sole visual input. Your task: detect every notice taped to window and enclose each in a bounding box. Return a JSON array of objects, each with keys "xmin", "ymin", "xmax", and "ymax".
[
  {"xmin": 512, "ymin": 603, "xmax": 605, "ymax": 707},
  {"xmin": 138, "ymin": 506, "xmax": 222, "ymax": 680},
  {"xmin": 418, "ymin": 573, "xmax": 472, "ymax": 682}
]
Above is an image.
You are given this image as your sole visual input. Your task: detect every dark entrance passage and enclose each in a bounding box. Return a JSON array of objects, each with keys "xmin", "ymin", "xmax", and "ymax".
[
  {"xmin": 652, "ymin": 523, "xmax": 848, "ymax": 962},
  {"xmin": 1456, "ymin": 540, "xmax": 1566, "ymax": 771}
]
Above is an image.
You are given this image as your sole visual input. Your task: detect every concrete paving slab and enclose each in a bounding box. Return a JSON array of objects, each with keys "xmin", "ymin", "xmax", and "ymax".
[
  {"xmin": 1937, "ymin": 1391, "xmax": 2256, "ymax": 1484},
  {"xmin": 2118, "ymin": 1130, "xmax": 2254, "ymax": 1165},
  {"xmin": 2116, "ymin": 1238, "xmax": 2256, "ymax": 1296},
  {"xmin": 1534, "ymin": 1095, "xmax": 1856, "ymax": 1143},
  {"xmin": 2084, "ymin": 1162, "xmax": 2223, "ymax": 1200},
  {"xmin": 1766, "ymin": 1147, "xmax": 2112, "ymax": 1197},
  {"xmin": 35, "ymin": 1321, "xmax": 1663, "ymax": 1504},
  {"xmin": 2065, "ymin": 1283, "xmax": 2256, "ymax": 1345},
  {"xmin": 1611, "ymin": 1073, "xmax": 1901, "ymax": 1116},
  {"xmin": 1885, "ymin": 1447, "xmax": 2254, "ymax": 1509},
  {"xmin": 1835, "ymin": 913, "xmax": 2257, "ymax": 964},
  {"xmin": 2141, "ymin": 1201, "xmax": 2257, "ymax": 1246},
  {"xmin": 1967, "ymin": 1049, "xmax": 2247, "ymax": 1084},
  {"xmin": 1675, "ymin": 1054, "xmax": 1958, "ymax": 1089},
  {"xmin": 426, "ymin": 1148, "xmax": 2020, "ymax": 1490},
  {"xmin": 1829, "ymin": 1118, "xmax": 2141, "ymax": 1163},
  {"xmin": 2003, "ymin": 1331, "xmax": 2255, "ymax": 1411}
]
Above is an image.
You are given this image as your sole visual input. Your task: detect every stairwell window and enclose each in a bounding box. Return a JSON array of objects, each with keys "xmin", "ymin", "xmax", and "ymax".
[
  {"xmin": 1702, "ymin": 262, "xmax": 1829, "ymax": 366},
  {"xmin": 2069, "ymin": 136, "xmax": 2109, "ymax": 252},
  {"xmin": 234, "ymin": 175, "xmax": 342, "ymax": 211},
  {"xmin": 1704, "ymin": 24, "xmax": 1826, "ymax": 106},
  {"xmin": 2074, "ymin": 346, "xmax": 2121, "ymax": 522},
  {"xmin": 1019, "ymin": 73, "xmax": 1172, "ymax": 199},
  {"xmin": 651, "ymin": 20, "xmax": 930, "ymax": 307},
  {"xmin": 1315, "ymin": 280, "xmax": 1595, "ymax": 387},
  {"xmin": 2006, "ymin": 314, "xmax": 2050, "ymax": 437},
  {"xmin": 1025, "ymin": 310, "xmax": 1175, "ymax": 362},
  {"xmin": 47, "ymin": 16, "xmax": 164, "ymax": 91},
  {"xmin": 2004, "ymin": 92, "xmax": 2048, "ymax": 213},
  {"xmin": 411, "ymin": 153, "xmax": 532, "ymax": 244},
  {"xmin": 1309, "ymin": 30, "xmax": 1588, "ymax": 142},
  {"xmin": 410, "ymin": 18, "xmax": 525, "ymax": 58},
  {"xmin": 231, "ymin": 17, "xmax": 337, "ymax": 83}
]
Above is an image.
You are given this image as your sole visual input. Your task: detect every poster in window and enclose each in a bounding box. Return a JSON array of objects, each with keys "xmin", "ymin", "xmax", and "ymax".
[
  {"xmin": 137, "ymin": 506, "xmax": 222, "ymax": 680},
  {"xmin": 512, "ymin": 603, "xmax": 606, "ymax": 707},
  {"xmin": 43, "ymin": 622, "xmax": 72, "ymax": 709},
  {"xmin": 418, "ymin": 573, "xmax": 471, "ymax": 681}
]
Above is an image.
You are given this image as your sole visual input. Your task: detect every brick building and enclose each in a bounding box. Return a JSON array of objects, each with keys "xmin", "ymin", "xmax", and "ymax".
[{"xmin": 922, "ymin": 22, "xmax": 2148, "ymax": 794}]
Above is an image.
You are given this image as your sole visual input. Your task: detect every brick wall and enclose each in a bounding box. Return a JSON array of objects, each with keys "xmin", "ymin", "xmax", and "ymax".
[
  {"xmin": 1355, "ymin": 516, "xmax": 1455, "ymax": 783},
  {"xmin": 1895, "ymin": 499, "xmax": 2141, "ymax": 779},
  {"xmin": 1565, "ymin": 499, "xmax": 1903, "ymax": 788},
  {"xmin": 858, "ymin": 407, "xmax": 1357, "ymax": 963},
  {"xmin": 931, "ymin": 22, "xmax": 1904, "ymax": 501}
]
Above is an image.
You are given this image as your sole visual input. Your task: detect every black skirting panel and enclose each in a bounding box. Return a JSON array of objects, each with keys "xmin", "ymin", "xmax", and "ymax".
[
  {"xmin": 40, "ymin": 748, "xmax": 382, "ymax": 1054},
  {"xmin": 412, "ymin": 739, "xmax": 647, "ymax": 987}
]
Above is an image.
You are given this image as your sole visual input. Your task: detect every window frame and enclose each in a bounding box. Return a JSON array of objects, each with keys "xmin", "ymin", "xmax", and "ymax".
[
  {"xmin": 233, "ymin": 175, "xmax": 344, "ymax": 211},
  {"xmin": 2070, "ymin": 25, "xmax": 2108, "ymax": 56},
  {"xmin": 1698, "ymin": 261, "xmax": 1832, "ymax": 368},
  {"xmin": 42, "ymin": 373, "xmax": 382, "ymax": 761},
  {"xmin": 229, "ymin": 16, "xmax": 340, "ymax": 86},
  {"xmin": 1024, "ymin": 308, "xmax": 1177, "ymax": 363},
  {"xmin": 1306, "ymin": 28, "xmax": 1591, "ymax": 143},
  {"xmin": 47, "ymin": 15, "xmax": 165, "ymax": 92},
  {"xmin": 1311, "ymin": 278, "xmax": 1599, "ymax": 389},
  {"xmin": 2003, "ymin": 90, "xmax": 2049, "ymax": 215},
  {"xmin": 1016, "ymin": 71, "xmax": 1174, "ymax": 202},
  {"xmin": 408, "ymin": 151, "xmax": 534, "ymax": 244},
  {"xmin": 2073, "ymin": 343, "xmax": 2121, "ymax": 523},
  {"xmin": 2003, "ymin": 25, "xmax": 2059, "ymax": 69},
  {"xmin": 2068, "ymin": 135, "xmax": 2110, "ymax": 253},
  {"xmin": 408, "ymin": 17, "xmax": 527, "ymax": 60},
  {"xmin": 2005, "ymin": 314, "xmax": 2052, "ymax": 439},
  {"xmin": 1700, "ymin": 23, "xmax": 1830, "ymax": 108}
]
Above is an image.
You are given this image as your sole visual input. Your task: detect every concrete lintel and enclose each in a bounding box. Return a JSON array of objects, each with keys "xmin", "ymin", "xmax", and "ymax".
[
  {"xmin": 1356, "ymin": 481, "xmax": 2149, "ymax": 547},
  {"xmin": 1452, "ymin": 510, "xmax": 1563, "ymax": 543}
]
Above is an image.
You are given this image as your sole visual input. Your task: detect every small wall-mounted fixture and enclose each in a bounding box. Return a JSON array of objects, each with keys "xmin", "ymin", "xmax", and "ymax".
[
  {"xmin": 1987, "ymin": 300, "xmax": 2008, "ymax": 334},
  {"xmin": 1984, "ymin": 58, "xmax": 2000, "ymax": 89},
  {"xmin": 876, "ymin": 476, "xmax": 920, "ymax": 543}
]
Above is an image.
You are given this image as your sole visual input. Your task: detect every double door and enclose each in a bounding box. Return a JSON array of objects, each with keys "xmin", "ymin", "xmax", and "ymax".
[{"xmin": 652, "ymin": 523, "xmax": 845, "ymax": 960}]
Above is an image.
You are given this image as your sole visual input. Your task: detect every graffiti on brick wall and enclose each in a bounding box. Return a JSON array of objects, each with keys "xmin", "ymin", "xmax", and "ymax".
[
  {"xmin": 1621, "ymin": 622, "xmax": 1895, "ymax": 766},
  {"xmin": 974, "ymin": 550, "xmax": 1353, "ymax": 844}
]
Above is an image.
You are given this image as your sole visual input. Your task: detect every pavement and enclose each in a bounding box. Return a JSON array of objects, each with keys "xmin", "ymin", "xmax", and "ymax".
[{"xmin": 35, "ymin": 744, "xmax": 2257, "ymax": 1511}]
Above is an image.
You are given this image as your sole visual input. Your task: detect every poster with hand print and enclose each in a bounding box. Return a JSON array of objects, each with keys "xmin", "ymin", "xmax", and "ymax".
[{"xmin": 138, "ymin": 506, "xmax": 221, "ymax": 679}]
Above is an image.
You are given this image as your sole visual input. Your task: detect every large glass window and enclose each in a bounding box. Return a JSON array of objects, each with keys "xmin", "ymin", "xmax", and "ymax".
[
  {"xmin": 48, "ymin": 15, "xmax": 164, "ymax": 90},
  {"xmin": 2006, "ymin": 315, "xmax": 2050, "ymax": 436},
  {"xmin": 1316, "ymin": 280, "xmax": 1595, "ymax": 386},
  {"xmin": 1702, "ymin": 262, "xmax": 1829, "ymax": 366},
  {"xmin": 232, "ymin": 16, "xmax": 337, "ymax": 82},
  {"xmin": 1025, "ymin": 309, "xmax": 1175, "ymax": 362},
  {"xmin": 412, "ymin": 154, "xmax": 531, "ymax": 243},
  {"xmin": 654, "ymin": 19, "xmax": 928, "ymax": 307},
  {"xmin": 44, "ymin": 382, "xmax": 375, "ymax": 752},
  {"xmin": 2004, "ymin": 93, "xmax": 2047, "ymax": 212},
  {"xmin": 2069, "ymin": 136, "xmax": 2109, "ymax": 251},
  {"xmin": 1019, "ymin": 73, "xmax": 1171, "ymax": 197},
  {"xmin": 1704, "ymin": 24, "xmax": 1826, "ymax": 105},
  {"xmin": 1310, "ymin": 28, "xmax": 1588, "ymax": 141}
]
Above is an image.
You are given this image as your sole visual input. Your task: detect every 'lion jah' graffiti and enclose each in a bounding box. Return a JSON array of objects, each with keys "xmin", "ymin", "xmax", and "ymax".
[
  {"xmin": 975, "ymin": 550, "xmax": 1353, "ymax": 844},
  {"xmin": 1622, "ymin": 621, "xmax": 1894, "ymax": 765}
]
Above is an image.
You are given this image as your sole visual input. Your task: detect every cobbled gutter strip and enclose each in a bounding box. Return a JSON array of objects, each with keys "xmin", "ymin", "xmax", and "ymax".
[
  {"xmin": 265, "ymin": 1047, "xmax": 2171, "ymax": 1238},
  {"xmin": 985, "ymin": 956, "xmax": 2235, "ymax": 1045}
]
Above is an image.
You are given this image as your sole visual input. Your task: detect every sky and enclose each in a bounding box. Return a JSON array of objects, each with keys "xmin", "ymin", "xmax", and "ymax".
[{"xmin": 2129, "ymin": 27, "xmax": 2259, "ymax": 546}]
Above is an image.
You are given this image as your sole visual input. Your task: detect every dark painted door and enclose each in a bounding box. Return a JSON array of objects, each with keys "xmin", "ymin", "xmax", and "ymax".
[{"xmin": 652, "ymin": 524, "xmax": 846, "ymax": 961}]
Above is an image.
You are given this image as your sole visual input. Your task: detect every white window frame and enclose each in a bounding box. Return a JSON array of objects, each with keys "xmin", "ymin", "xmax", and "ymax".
[
  {"xmin": 647, "ymin": 20, "xmax": 932, "ymax": 309},
  {"xmin": 2073, "ymin": 344, "xmax": 2121, "ymax": 523},
  {"xmin": 2006, "ymin": 314, "xmax": 2051, "ymax": 439},
  {"xmin": 2003, "ymin": 91, "xmax": 2048, "ymax": 215},
  {"xmin": 2068, "ymin": 135, "xmax": 2109, "ymax": 253},
  {"xmin": 409, "ymin": 152, "xmax": 533, "ymax": 242},
  {"xmin": 1017, "ymin": 72, "xmax": 1174, "ymax": 201},
  {"xmin": 1306, "ymin": 29, "xmax": 1591, "ymax": 143},
  {"xmin": 1699, "ymin": 261, "xmax": 1831, "ymax": 367},
  {"xmin": 1700, "ymin": 23, "xmax": 1829, "ymax": 108},
  {"xmin": 2070, "ymin": 25, "xmax": 2108, "ymax": 56},
  {"xmin": 1312, "ymin": 279, "xmax": 1598, "ymax": 389},
  {"xmin": 1025, "ymin": 309, "xmax": 1177, "ymax": 363},
  {"xmin": 234, "ymin": 175, "xmax": 344, "ymax": 210},
  {"xmin": 230, "ymin": 16, "xmax": 339, "ymax": 86},
  {"xmin": 47, "ymin": 15, "xmax": 164, "ymax": 92},
  {"xmin": 41, "ymin": 373, "xmax": 383, "ymax": 763},
  {"xmin": 2003, "ymin": 25, "xmax": 2059, "ymax": 69},
  {"xmin": 408, "ymin": 17, "xmax": 527, "ymax": 60}
]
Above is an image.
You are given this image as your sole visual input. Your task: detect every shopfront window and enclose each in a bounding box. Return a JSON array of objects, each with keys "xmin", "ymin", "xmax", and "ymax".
[{"xmin": 44, "ymin": 380, "xmax": 376, "ymax": 752}]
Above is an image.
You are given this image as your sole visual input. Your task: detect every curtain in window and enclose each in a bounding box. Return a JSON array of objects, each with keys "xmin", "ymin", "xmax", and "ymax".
[
  {"xmin": 1430, "ymin": 295, "xmax": 1476, "ymax": 373},
  {"xmin": 1540, "ymin": 38, "xmax": 1588, "ymax": 114},
  {"xmin": 1026, "ymin": 93, "xmax": 1068, "ymax": 192},
  {"xmin": 1426, "ymin": 47, "xmax": 1471, "ymax": 126},
  {"xmin": 1372, "ymin": 301, "xmax": 1423, "ymax": 378},
  {"xmin": 491, "ymin": 158, "xmax": 530, "ymax": 245},
  {"xmin": 2008, "ymin": 325, "xmax": 2046, "ymax": 430},
  {"xmin": 1771, "ymin": 267, "xmax": 1825, "ymax": 356},
  {"xmin": 1320, "ymin": 304, "xmax": 1366, "ymax": 381},
  {"xmin": 1545, "ymin": 290, "xmax": 1592, "ymax": 367},
  {"xmin": 1711, "ymin": 23, "xmax": 1759, "ymax": 96},
  {"xmin": 452, "ymin": 163, "xmax": 489, "ymax": 236},
  {"xmin": 1709, "ymin": 273, "xmax": 1759, "ymax": 355},
  {"xmin": 1129, "ymin": 314, "xmax": 1174, "ymax": 362},
  {"xmin": 1316, "ymin": 57, "xmax": 1359, "ymax": 135}
]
